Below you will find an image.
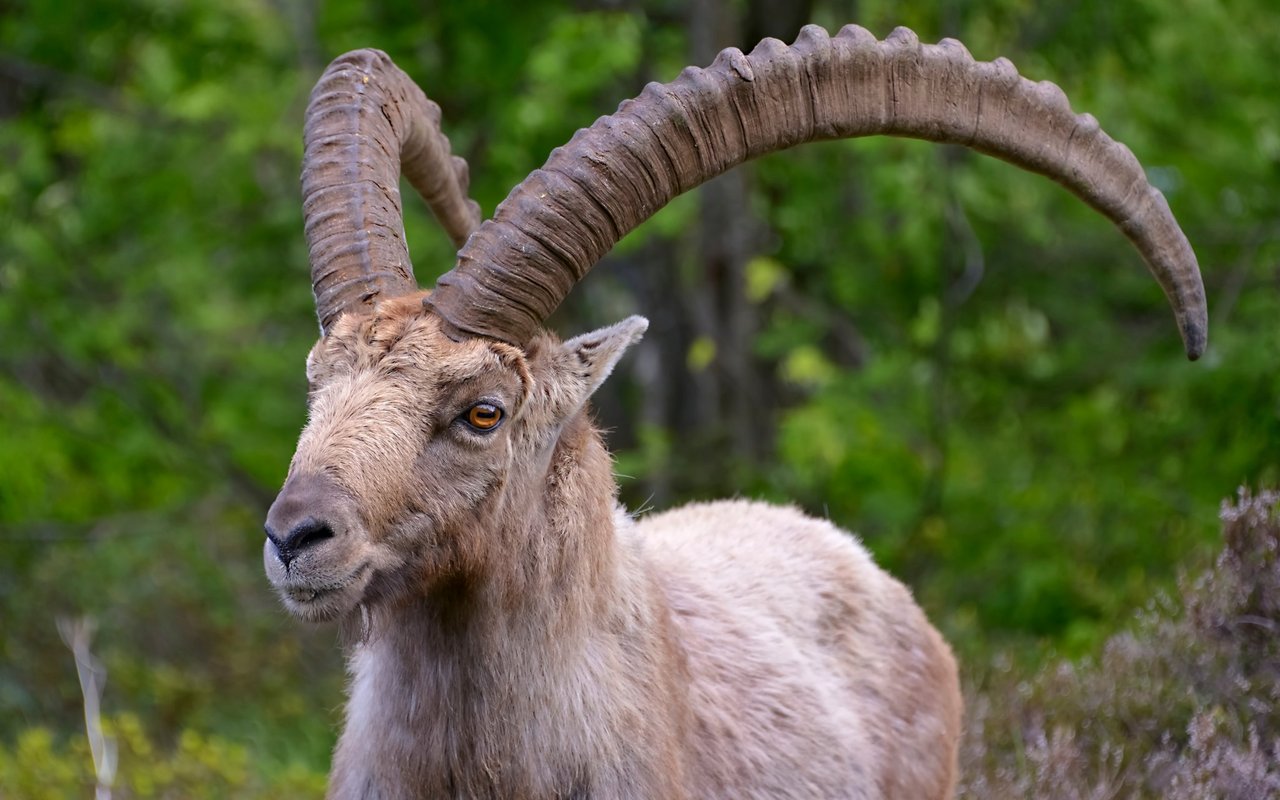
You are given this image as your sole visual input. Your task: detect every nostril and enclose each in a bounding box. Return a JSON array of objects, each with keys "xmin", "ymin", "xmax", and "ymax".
[
  {"xmin": 284, "ymin": 518, "xmax": 335, "ymax": 555},
  {"xmin": 264, "ymin": 517, "xmax": 335, "ymax": 566},
  {"xmin": 265, "ymin": 472, "xmax": 348, "ymax": 567}
]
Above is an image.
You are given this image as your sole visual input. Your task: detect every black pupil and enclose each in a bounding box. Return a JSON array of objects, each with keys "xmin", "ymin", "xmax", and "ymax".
[{"xmin": 472, "ymin": 405, "xmax": 498, "ymax": 426}]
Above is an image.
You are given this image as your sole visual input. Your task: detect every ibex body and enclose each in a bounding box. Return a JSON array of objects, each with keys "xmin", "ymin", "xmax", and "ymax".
[{"xmin": 264, "ymin": 24, "xmax": 1206, "ymax": 800}]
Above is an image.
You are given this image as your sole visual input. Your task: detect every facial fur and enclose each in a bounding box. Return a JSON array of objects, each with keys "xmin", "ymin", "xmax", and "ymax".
[{"xmin": 263, "ymin": 291, "xmax": 647, "ymax": 623}]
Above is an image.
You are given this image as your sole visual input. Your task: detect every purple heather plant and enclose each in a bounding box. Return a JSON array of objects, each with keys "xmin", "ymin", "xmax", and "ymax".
[{"xmin": 960, "ymin": 489, "xmax": 1280, "ymax": 799}]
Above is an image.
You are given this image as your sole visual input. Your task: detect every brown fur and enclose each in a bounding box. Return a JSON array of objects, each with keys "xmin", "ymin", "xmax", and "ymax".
[{"xmin": 264, "ymin": 294, "xmax": 962, "ymax": 799}]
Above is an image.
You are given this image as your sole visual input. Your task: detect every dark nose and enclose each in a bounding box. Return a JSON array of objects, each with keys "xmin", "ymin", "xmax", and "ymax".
[
  {"xmin": 264, "ymin": 517, "xmax": 334, "ymax": 567},
  {"xmin": 265, "ymin": 472, "xmax": 343, "ymax": 566}
]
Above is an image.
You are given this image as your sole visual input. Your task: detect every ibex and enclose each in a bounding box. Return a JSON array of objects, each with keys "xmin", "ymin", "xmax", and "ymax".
[{"xmin": 263, "ymin": 24, "xmax": 1206, "ymax": 799}]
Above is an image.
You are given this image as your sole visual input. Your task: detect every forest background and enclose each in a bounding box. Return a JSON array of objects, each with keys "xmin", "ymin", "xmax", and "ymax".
[{"xmin": 1, "ymin": 0, "xmax": 1278, "ymax": 796}]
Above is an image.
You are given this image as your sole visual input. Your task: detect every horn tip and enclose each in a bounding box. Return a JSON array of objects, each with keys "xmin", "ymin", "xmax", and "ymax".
[{"xmin": 1182, "ymin": 319, "xmax": 1207, "ymax": 361}]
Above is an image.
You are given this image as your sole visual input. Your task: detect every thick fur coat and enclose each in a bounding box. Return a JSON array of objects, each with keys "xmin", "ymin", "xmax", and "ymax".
[{"xmin": 264, "ymin": 296, "xmax": 961, "ymax": 799}]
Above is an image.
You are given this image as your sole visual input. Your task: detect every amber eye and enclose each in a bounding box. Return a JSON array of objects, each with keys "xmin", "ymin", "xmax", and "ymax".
[{"xmin": 463, "ymin": 403, "xmax": 503, "ymax": 431}]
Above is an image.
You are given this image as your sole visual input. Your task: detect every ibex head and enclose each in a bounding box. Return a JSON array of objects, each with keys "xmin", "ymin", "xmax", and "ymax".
[
  {"xmin": 265, "ymin": 291, "xmax": 647, "ymax": 622},
  {"xmin": 265, "ymin": 27, "xmax": 1207, "ymax": 622}
]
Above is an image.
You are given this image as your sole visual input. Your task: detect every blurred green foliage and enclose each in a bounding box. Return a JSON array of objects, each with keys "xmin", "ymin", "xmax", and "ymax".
[
  {"xmin": 1, "ymin": 714, "xmax": 327, "ymax": 798},
  {"xmin": 1, "ymin": 0, "xmax": 1277, "ymax": 792}
]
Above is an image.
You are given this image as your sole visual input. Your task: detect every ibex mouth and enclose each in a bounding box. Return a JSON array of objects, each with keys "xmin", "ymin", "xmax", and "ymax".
[
  {"xmin": 273, "ymin": 563, "xmax": 374, "ymax": 622},
  {"xmin": 286, "ymin": 584, "xmax": 334, "ymax": 604},
  {"xmin": 288, "ymin": 587, "xmax": 319, "ymax": 602}
]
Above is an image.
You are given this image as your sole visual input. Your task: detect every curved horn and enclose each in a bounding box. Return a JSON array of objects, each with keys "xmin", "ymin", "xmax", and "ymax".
[
  {"xmin": 425, "ymin": 25, "xmax": 1207, "ymax": 359},
  {"xmin": 303, "ymin": 49, "xmax": 481, "ymax": 334}
]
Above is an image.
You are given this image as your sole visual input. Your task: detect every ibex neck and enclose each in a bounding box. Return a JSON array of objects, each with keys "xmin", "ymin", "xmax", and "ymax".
[
  {"xmin": 493, "ymin": 410, "xmax": 624, "ymax": 621},
  {"xmin": 331, "ymin": 413, "xmax": 683, "ymax": 798}
]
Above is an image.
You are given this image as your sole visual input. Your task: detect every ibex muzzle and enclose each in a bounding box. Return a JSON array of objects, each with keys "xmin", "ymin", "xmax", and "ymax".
[
  {"xmin": 264, "ymin": 472, "xmax": 344, "ymax": 564},
  {"xmin": 264, "ymin": 471, "xmax": 370, "ymax": 621}
]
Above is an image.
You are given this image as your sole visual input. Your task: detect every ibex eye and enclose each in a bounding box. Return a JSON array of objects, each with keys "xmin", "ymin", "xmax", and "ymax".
[{"xmin": 462, "ymin": 403, "xmax": 503, "ymax": 431}]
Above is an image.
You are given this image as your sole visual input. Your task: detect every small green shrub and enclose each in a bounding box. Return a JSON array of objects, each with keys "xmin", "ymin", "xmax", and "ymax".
[{"xmin": 0, "ymin": 713, "xmax": 326, "ymax": 800}]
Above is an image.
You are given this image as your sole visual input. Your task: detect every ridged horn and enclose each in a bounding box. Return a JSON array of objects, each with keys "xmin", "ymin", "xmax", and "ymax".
[
  {"xmin": 303, "ymin": 49, "xmax": 481, "ymax": 335},
  {"xmin": 424, "ymin": 24, "xmax": 1207, "ymax": 359}
]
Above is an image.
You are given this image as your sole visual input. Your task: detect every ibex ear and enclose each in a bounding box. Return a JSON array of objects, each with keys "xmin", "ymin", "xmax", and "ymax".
[
  {"xmin": 548, "ymin": 315, "xmax": 648, "ymax": 412},
  {"xmin": 304, "ymin": 339, "xmax": 326, "ymax": 387}
]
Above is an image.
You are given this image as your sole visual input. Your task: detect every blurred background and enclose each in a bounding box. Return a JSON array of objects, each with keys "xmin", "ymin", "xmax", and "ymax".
[{"xmin": 2, "ymin": 0, "xmax": 1277, "ymax": 796}]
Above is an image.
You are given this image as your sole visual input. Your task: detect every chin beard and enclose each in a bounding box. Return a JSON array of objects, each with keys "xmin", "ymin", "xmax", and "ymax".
[
  {"xmin": 332, "ymin": 565, "xmax": 421, "ymax": 648},
  {"xmin": 338, "ymin": 603, "xmax": 374, "ymax": 648}
]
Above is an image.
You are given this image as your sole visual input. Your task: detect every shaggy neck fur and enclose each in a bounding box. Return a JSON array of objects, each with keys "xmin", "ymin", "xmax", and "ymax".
[{"xmin": 328, "ymin": 412, "xmax": 690, "ymax": 800}]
